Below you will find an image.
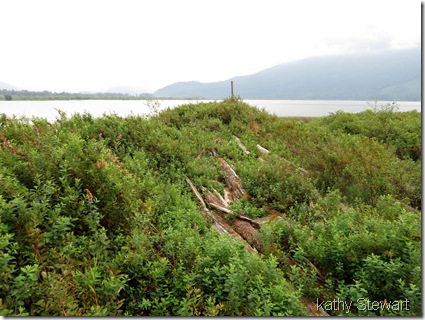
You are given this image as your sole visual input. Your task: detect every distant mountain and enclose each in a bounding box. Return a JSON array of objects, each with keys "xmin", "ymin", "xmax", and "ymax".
[
  {"xmin": 107, "ymin": 85, "xmax": 154, "ymax": 95},
  {"xmin": 154, "ymin": 48, "xmax": 421, "ymax": 101},
  {"xmin": 0, "ymin": 81, "xmax": 19, "ymax": 91}
]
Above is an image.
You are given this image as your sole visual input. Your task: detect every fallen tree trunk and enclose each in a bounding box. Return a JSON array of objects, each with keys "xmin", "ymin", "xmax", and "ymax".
[
  {"xmin": 256, "ymin": 144, "xmax": 270, "ymax": 154},
  {"xmin": 237, "ymin": 215, "xmax": 260, "ymax": 229},
  {"xmin": 208, "ymin": 202, "xmax": 232, "ymax": 214},
  {"xmin": 185, "ymin": 176, "xmax": 207, "ymax": 209},
  {"xmin": 231, "ymin": 219, "xmax": 262, "ymax": 251},
  {"xmin": 218, "ymin": 157, "xmax": 250, "ymax": 201},
  {"xmin": 233, "ymin": 135, "xmax": 250, "ymax": 155},
  {"xmin": 256, "ymin": 143, "xmax": 309, "ymax": 174},
  {"xmin": 186, "ymin": 176, "xmax": 257, "ymax": 253},
  {"xmin": 223, "ymin": 187, "xmax": 232, "ymax": 203},
  {"xmin": 212, "ymin": 188, "xmax": 228, "ymax": 207},
  {"xmin": 211, "ymin": 211, "xmax": 258, "ymax": 253},
  {"xmin": 185, "ymin": 172, "xmax": 329, "ymax": 316},
  {"xmin": 202, "ymin": 188, "xmax": 261, "ymax": 248},
  {"xmin": 203, "ymin": 188, "xmax": 260, "ymax": 230},
  {"xmin": 203, "ymin": 189, "xmax": 231, "ymax": 214}
]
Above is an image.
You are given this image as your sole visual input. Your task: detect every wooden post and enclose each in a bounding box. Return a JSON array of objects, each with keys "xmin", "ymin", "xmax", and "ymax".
[{"xmin": 231, "ymin": 81, "xmax": 234, "ymax": 98}]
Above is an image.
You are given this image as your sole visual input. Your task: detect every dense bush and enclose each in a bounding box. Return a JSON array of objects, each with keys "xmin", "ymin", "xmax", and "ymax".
[
  {"xmin": 320, "ymin": 102, "xmax": 421, "ymax": 161},
  {"xmin": 0, "ymin": 99, "xmax": 421, "ymax": 316}
]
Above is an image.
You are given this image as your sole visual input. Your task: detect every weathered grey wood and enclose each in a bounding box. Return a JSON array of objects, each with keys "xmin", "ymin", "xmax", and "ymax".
[
  {"xmin": 186, "ymin": 175, "xmax": 328, "ymax": 316},
  {"xmin": 256, "ymin": 144, "xmax": 270, "ymax": 154},
  {"xmin": 186, "ymin": 176, "xmax": 256, "ymax": 252},
  {"xmin": 210, "ymin": 211, "xmax": 258, "ymax": 253},
  {"xmin": 212, "ymin": 188, "xmax": 228, "ymax": 207},
  {"xmin": 208, "ymin": 202, "xmax": 232, "ymax": 214},
  {"xmin": 256, "ymin": 143, "xmax": 309, "ymax": 174},
  {"xmin": 223, "ymin": 187, "xmax": 233, "ymax": 203},
  {"xmin": 230, "ymin": 80, "xmax": 234, "ymax": 98},
  {"xmin": 231, "ymin": 219, "xmax": 262, "ymax": 251},
  {"xmin": 185, "ymin": 176, "xmax": 207, "ymax": 209},
  {"xmin": 233, "ymin": 135, "xmax": 250, "ymax": 155},
  {"xmin": 204, "ymin": 189, "xmax": 230, "ymax": 212},
  {"xmin": 237, "ymin": 215, "xmax": 261, "ymax": 229},
  {"xmin": 218, "ymin": 158, "xmax": 249, "ymax": 201}
]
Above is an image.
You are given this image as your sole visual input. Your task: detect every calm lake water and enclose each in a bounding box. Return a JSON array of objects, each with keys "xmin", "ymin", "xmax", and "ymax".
[{"xmin": 0, "ymin": 99, "xmax": 421, "ymax": 121}]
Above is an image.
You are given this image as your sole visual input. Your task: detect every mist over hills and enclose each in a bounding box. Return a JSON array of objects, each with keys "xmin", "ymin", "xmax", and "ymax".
[
  {"xmin": 1, "ymin": 48, "xmax": 420, "ymax": 101},
  {"xmin": 154, "ymin": 48, "xmax": 421, "ymax": 101},
  {"xmin": 107, "ymin": 85, "xmax": 154, "ymax": 95},
  {"xmin": 0, "ymin": 81, "xmax": 20, "ymax": 91}
]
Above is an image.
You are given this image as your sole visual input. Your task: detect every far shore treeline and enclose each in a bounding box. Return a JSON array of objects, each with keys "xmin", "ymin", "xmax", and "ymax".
[{"xmin": 0, "ymin": 89, "xmax": 154, "ymax": 101}]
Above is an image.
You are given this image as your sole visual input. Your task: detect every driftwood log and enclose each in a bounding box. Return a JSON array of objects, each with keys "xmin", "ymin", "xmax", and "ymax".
[
  {"xmin": 202, "ymin": 188, "xmax": 261, "ymax": 251},
  {"xmin": 231, "ymin": 219, "xmax": 262, "ymax": 251},
  {"xmin": 256, "ymin": 143, "xmax": 309, "ymax": 174},
  {"xmin": 230, "ymin": 135, "xmax": 310, "ymax": 174},
  {"xmin": 185, "ymin": 157, "xmax": 329, "ymax": 316},
  {"xmin": 233, "ymin": 135, "xmax": 250, "ymax": 155},
  {"xmin": 185, "ymin": 176, "xmax": 207, "ymax": 209},
  {"xmin": 256, "ymin": 144, "xmax": 270, "ymax": 154},
  {"xmin": 217, "ymin": 158, "xmax": 250, "ymax": 201},
  {"xmin": 186, "ymin": 176, "xmax": 257, "ymax": 253}
]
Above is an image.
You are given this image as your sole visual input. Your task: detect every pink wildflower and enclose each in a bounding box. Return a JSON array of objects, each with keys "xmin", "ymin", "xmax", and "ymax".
[
  {"xmin": 99, "ymin": 132, "xmax": 103, "ymax": 139},
  {"xmin": 117, "ymin": 134, "xmax": 122, "ymax": 140}
]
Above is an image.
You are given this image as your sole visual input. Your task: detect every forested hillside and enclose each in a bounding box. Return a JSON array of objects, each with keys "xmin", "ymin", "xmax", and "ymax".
[
  {"xmin": 155, "ymin": 48, "xmax": 420, "ymax": 100},
  {"xmin": 0, "ymin": 99, "xmax": 421, "ymax": 316}
]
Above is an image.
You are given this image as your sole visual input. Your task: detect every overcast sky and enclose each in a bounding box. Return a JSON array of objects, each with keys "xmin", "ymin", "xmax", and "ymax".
[{"xmin": 1, "ymin": 0, "xmax": 421, "ymax": 93}]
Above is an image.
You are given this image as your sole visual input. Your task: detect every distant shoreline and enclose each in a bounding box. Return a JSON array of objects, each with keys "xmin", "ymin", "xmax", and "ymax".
[
  {"xmin": 0, "ymin": 95, "xmax": 420, "ymax": 103},
  {"xmin": 0, "ymin": 99, "xmax": 420, "ymax": 122}
]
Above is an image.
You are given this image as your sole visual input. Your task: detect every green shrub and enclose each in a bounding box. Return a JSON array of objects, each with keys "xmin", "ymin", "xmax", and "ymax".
[{"xmin": 0, "ymin": 100, "xmax": 420, "ymax": 316}]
